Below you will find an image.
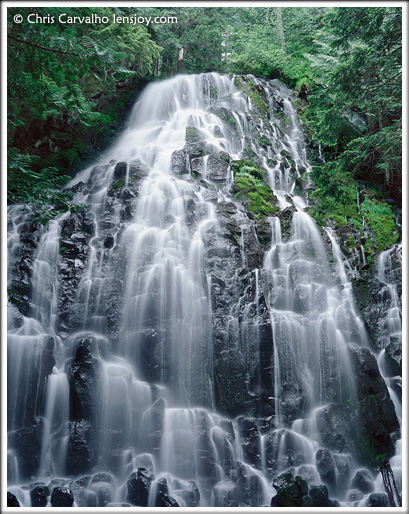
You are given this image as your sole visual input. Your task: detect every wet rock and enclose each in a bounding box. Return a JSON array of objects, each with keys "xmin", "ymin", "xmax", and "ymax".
[
  {"xmin": 194, "ymin": 411, "xmax": 218, "ymax": 485},
  {"xmin": 308, "ymin": 484, "xmax": 329, "ymax": 507},
  {"xmin": 129, "ymin": 159, "xmax": 150, "ymax": 178},
  {"xmin": 143, "ymin": 397, "xmax": 165, "ymax": 455},
  {"xmin": 213, "ymin": 479, "xmax": 236, "ymax": 507},
  {"xmin": 207, "ymin": 152, "xmax": 231, "ymax": 181},
  {"xmin": 66, "ymin": 420, "xmax": 94, "ymax": 475},
  {"xmin": 237, "ymin": 417, "xmax": 261, "ymax": 469},
  {"xmin": 270, "ymin": 471, "xmax": 308, "ymax": 507},
  {"xmin": 315, "ymin": 404, "xmax": 348, "ymax": 453},
  {"xmin": 50, "ymin": 487, "xmax": 74, "ymax": 507},
  {"xmin": 8, "ymin": 418, "xmax": 44, "ymax": 480},
  {"xmin": 350, "ymin": 469, "xmax": 375, "ymax": 494},
  {"xmin": 347, "ymin": 344, "xmax": 399, "ymax": 463},
  {"xmin": 347, "ymin": 488, "xmax": 364, "ymax": 502},
  {"xmin": 315, "ymin": 448, "xmax": 336, "ymax": 490},
  {"xmin": 126, "ymin": 468, "xmax": 153, "ymax": 507},
  {"xmin": 30, "ymin": 485, "xmax": 49, "ymax": 507},
  {"xmin": 69, "ymin": 476, "xmax": 92, "ymax": 507},
  {"xmin": 114, "ymin": 162, "xmax": 127, "ymax": 179},
  {"xmin": 133, "ymin": 454, "xmax": 154, "ymax": 474},
  {"xmin": 174, "ymin": 480, "xmax": 200, "ymax": 507},
  {"xmin": 233, "ymin": 463, "xmax": 265, "ymax": 506},
  {"xmin": 366, "ymin": 492, "xmax": 389, "ymax": 507},
  {"xmin": 68, "ymin": 335, "xmax": 101, "ymax": 421},
  {"xmin": 155, "ymin": 478, "xmax": 180, "ymax": 507},
  {"xmin": 384, "ymin": 336, "xmax": 402, "ymax": 377},
  {"xmin": 171, "ymin": 149, "xmax": 188, "ymax": 175},
  {"xmin": 186, "ymin": 126, "xmax": 203, "ymax": 143},
  {"xmin": 95, "ymin": 484, "xmax": 112, "ymax": 507},
  {"xmin": 7, "ymin": 492, "xmax": 20, "ymax": 507},
  {"xmin": 191, "ymin": 151, "xmax": 230, "ymax": 182},
  {"xmin": 333, "ymin": 453, "xmax": 351, "ymax": 492}
]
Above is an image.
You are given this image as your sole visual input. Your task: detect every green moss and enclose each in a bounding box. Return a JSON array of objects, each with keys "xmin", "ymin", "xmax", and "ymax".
[
  {"xmin": 233, "ymin": 165, "xmax": 278, "ymax": 220},
  {"xmin": 186, "ymin": 126, "xmax": 200, "ymax": 143},
  {"xmin": 234, "ymin": 77, "xmax": 269, "ymax": 117},
  {"xmin": 111, "ymin": 179, "xmax": 125, "ymax": 189},
  {"xmin": 361, "ymin": 198, "xmax": 399, "ymax": 252},
  {"xmin": 259, "ymin": 136, "xmax": 271, "ymax": 146},
  {"xmin": 231, "ymin": 160, "xmax": 264, "ymax": 181}
]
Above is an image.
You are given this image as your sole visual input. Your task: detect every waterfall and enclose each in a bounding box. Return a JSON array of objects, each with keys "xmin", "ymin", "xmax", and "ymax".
[{"xmin": 7, "ymin": 73, "xmax": 401, "ymax": 508}]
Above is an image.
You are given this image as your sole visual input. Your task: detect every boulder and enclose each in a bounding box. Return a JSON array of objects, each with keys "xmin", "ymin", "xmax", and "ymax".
[
  {"xmin": 366, "ymin": 492, "xmax": 389, "ymax": 507},
  {"xmin": 126, "ymin": 468, "xmax": 153, "ymax": 506},
  {"xmin": 50, "ymin": 487, "xmax": 74, "ymax": 507},
  {"xmin": 271, "ymin": 472, "xmax": 307, "ymax": 507},
  {"xmin": 155, "ymin": 478, "xmax": 180, "ymax": 507},
  {"xmin": 350, "ymin": 469, "xmax": 375, "ymax": 494},
  {"xmin": 308, "ymin": 484, "xmax": 329, "ymax": 507},
  {"xmin": 315, "ymin": 448, "xmax": 336, "ymax": 490},
  {"xmin": 30, "ymin": 485, "xmax": 49, "ymax": 507},
  {"xmin": 171, "ymin": 149, "xmax": 188, "ymax": 175},
  {"xmin": 7, "ymin": 492, "xmax": 20, "ymax": 507},
  {"xmin": 114, "ymin": 162, "xmax": 127, "ymax": 179}
]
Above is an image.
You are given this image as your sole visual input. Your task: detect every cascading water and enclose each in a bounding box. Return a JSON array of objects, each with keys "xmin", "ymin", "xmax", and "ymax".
[{"xmin": 7, "ymin": 73, "xmax": 402, "ymax": 508}]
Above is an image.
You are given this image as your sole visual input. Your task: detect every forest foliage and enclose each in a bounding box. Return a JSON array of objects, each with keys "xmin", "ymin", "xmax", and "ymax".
[{"xmin": 7, "ymin": 6, "xmax": 402, "ymax": 236}]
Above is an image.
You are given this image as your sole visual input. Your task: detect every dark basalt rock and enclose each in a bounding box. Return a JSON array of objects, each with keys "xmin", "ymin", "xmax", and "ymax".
[
  {"xmin": 384, "ymin": 335, "xmax": 402, "ymax": 377},
  {"xmin": 366, "ymin": 492, "xmax": 389, "ymax": 507},
  {"xmin": 126, "ymin": 468, "xmax": 154, "ymax": 506},
  {"xmin": 191, "ymin": 151, "xmax": 231, "ymax": 182},
  {"xmin": 347, "ymin": 344, "xmax": 400, "ymax": 463},
  {"xmin": 30, "ymin": 485, "xmax": 49, "ymax": 507},
  {"xmin": 213, "ymin": 479, "xmax": 237, "ymax": 507},
  {"xmin": 50, "ymin": 487, "xmax": 74, "ymax": 507},
  {"xmin": 68, "ymin": 335, "xmax": 101, "ymax": 421},
  {"xmin": 315, "ymin": 448, "xmax": 336, "ymax": 491},
  {"xmin": 271, "ymin": 472, "xmax": 308, "ymax": 507},
  {"xmin": 114, "ymin": 161, "xmax": 127, "ymax": 179},
  {"xmin": 155, "ymin": 478, "xmax": 180, "ymax": 507},
  {"xmin": 7, "ymin": 492, "xmax": 20, "ymax": 507},
  {"xmin": 315, "ymin": 404, "xmax": 349, "ymax": 453},
  {"xmin": 66, "ymin": 420, "xmax": 93, "ymax": 475},
  {"xmin": 171, "ymin": 149, "xmax": 188, "ymax": 175},
  {"xmin": 237, "ymin": 417, "xmax": 261, "ymax": 469},
  {"xmin": 308, "ymin": 484, "xmax": 329, "ymax": 507},
  {"xmin": 7, "ymin": 418, "xmax": 44, "ymax": 481},
  {"xmin": 350, "ymin": 469, "xmax": 375, "ymax": 494},
  {"xmin": 129, "ymin": 159, "xmax": 150, "ymax": 177},
  {"xmin": 174, "ymin": 480, "xmax": 200, "ymax": 507}
]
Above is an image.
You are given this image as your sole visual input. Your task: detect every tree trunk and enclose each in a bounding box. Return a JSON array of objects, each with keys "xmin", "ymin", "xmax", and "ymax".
[
  {"xmin": 275, "ymin": 8, "xmax": 287, "ymax": 62},
  {"xmin": 380, "ymin": 460, "xmax": 401, "ymax": 507}
]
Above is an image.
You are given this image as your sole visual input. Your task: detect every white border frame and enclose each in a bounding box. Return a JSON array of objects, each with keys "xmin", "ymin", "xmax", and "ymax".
[{"xmin": 1, "ymin": 2, "xmax": 407, "ymax": 513}]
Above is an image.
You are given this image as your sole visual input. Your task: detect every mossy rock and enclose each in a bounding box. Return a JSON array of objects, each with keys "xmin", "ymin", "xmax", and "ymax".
[
  {"xmin": 231, "ymin": 160, "xmax": 264, "ymax": 181},
  {"xmin": 185, "ymin": 126, "xmax": 201, "ymax": 143},
  {"xmin": 361, "ymin": 198, "xmax": 399, "ymax": 253},
  {"xmin": 111, "ymin": 179, "xmax": 125, "ymax": 189}
]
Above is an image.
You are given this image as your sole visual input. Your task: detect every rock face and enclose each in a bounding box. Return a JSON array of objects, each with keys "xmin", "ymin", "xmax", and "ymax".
[
  {"xmin": 68, "ymin": 335, "xmax": 102, "ymax": 421},
  {"xmin": 347, "ymin": 344, "xmax": 400, "ymax": 463},
  {"xmin": 7, "ymin": 418, "xmax": 44, "ymax": 481}
]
